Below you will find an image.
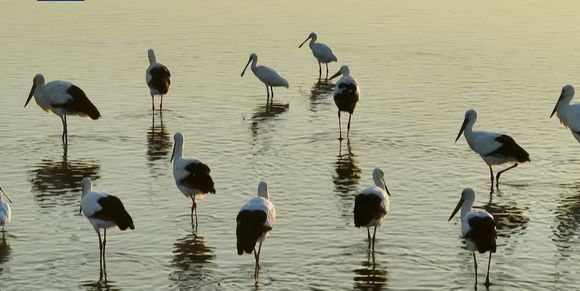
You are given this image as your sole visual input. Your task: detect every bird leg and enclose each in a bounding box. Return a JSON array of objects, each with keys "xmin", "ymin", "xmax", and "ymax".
[
  {"xmin": 473, "ymin": 251, "xmax": 478, "ymax": 286},
  {"xmin": 372, "ymin": 226, "xmax": 377, "ymax": 252},
  {"xmin": 485, "ymin": 252, "xmax": 492, "ymax": 287},
  {"xmin": 160, "ymin": 95, "xmax": 164, "ymax": 111},
  {"xmin": 256, "ymin": 241, "xmax": 263, "ymax": 270},
  {"xmin": 102, "ymin": 228, "xmax": 107, "ymax": 274},
  {"xmin": 97, "ymin": 230, "xmax": 103, "ymax": 273},
  {"xmin": 190, "ymin": 196, "xmax": 198, "ymax": 228},
  {"xmin": 265, "ymin": 85, "xmax": 270, "ymax": 101},
  {"xmin": 326, "ymin": 63, "xmax": 329, "ymax": 79},
  {"xmin": 338, "ymin": 111, "xmax": 343, "ymax": 140},
  {"xmin": 270, "ymin": 86, "xmax": 274, "ymax": 99},
  {"xmin": 495, "ymin": 163, "xmax": 518, "ymax": 188},
  {"xmin": 60, "ymin": 116, "xmax": 66, "ymax": 145},
  {"xmin": 253, "ymin": 247, "xmax": 259, "ymax": 280},
  {"xmin": 347, "ymin": 113, "xmax": 353, "ymax": 138},
  {"xmin": 151, "ymin": 94, "xmax": 155, "ymax": 111},
  {"xmin": 367, "ymin": 228, "xmax": 371, "ymax": 249},
  {"xmin": 318, "ymin": 61, "xmax": 322, "ymax": 79}
]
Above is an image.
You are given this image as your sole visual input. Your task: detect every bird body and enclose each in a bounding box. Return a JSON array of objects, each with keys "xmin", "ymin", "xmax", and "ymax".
[
  {"xmin": 241, "ymin": 53, "xmax": 289, "ymax": 102},
  {"xmin": 551, "ymin": 85, "xmax": 580, "ymax": 142},
  {"xmin": 0, "ymin": 187, "xmax": 13, "ymax": 232},
  {"xmin": 299, "ymin": 32, "xmax": 337, "ymax": 78},
  {"xmin": 353, "ymin": 168, "xmax": 390, "ymax": 251},
  {"xmin": 449, "ymin": 188, "xmax": 497, "ymax": 287},
  {"xmin": 455, "ymin": 109, "xmax": 529, "ymax": 188},
  {"xmin": 171, "ymin": 132, "xmax": 215, "ymax": 226},
  {"xmin": 236, "ymin": 181, "xmax": 276, "ymax": 280},
  {"xmin": 330, "ymin": 65, "xmax": 360, "ymax": 140},
  {"xmin": 25, "ymin": 74, "xmax": 100, "ymax": 144},
  {"xmin": 146, "ymin": 49, "xmax": 171, "ymax": 110}
]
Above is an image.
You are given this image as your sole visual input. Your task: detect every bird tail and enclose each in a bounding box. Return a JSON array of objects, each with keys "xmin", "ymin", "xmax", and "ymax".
[
  {"xmin": 113, "ymin": 209, "xmax": 135, "ymax": 231},
  {"xmin": 354, "ymin": 194, "xmax": 385, "ymax": 227},
  {"xmin": 236, "ymin": 210, "xmax": 269, "ymax": 255},
  {"xmin": 467, "ymin": 217, "xmax": 497, "ymax": 254}
]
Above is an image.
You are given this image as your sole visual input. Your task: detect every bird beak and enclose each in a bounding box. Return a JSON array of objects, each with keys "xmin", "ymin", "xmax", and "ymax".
[
  {"xmin": 448, "ymin": 198, "xmax": 464, "ymax": 221},
  {"xmin": 329, "ymin": 70, "xmax": 342, "ymax": 80},
  {"xmin": 170, "ymin": 142, "xmax": 176, "ymax": 163},
  {"xmin": 78, "ymin": 205, "xmax": 82, "ymax": 215},
  {"xmin": 550, "ymin": 91, "xmax": 565, "ymax": 118},
  {"xmin": 299, "ymin": 36, "xmax": 310, "ymax": 48},
  {"xmin": 25, "ymin": 83, "xmax": 36, "ymax": 108},
  {"xmin": 0, "ymin": 186, "xmax": 13, "ymax": 204},
  {"xmin": 455, "ymin": 117, "xmax": 468, "ymax": 143},
  {"xmin": 382, "ymin": 178, "xmax": 391, "ymax": 197},
  {"xmin": 241, "ymin": 57, "xmax": 252, "ymax": 77}
]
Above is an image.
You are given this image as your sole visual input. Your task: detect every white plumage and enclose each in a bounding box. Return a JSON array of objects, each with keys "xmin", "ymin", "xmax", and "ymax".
[
  {"xmin": 236, "ymin": 181, "xmax": 276, "ymax": 280},
  {"xmin": 0, "ymin": 187, "xmax": 13, "ymax": 232},
  {"xmin": 170, "ymin": 132, "xmax": 215, "ymax": 227},
  {"xmin": 448, "ymin": 188, "xmax": 497, "ymax": 287},
  {"xmin": 330, "ymin": 65, "xmax": 360, "ymax": 140},
  {"xmin": 299, "ymin": 32, "xmax": 338, "ymax": 79},
  {"xmin": 241, "ymin": 53, "xmax": 289, "ymax": 102},
  {"xmin": 24, "ymin": 74, "xmax": 101, "ymax": 144},
  {"xmin": 455, "ymin": 109, "xmax": 530, "ymax": 189},
  {"xmin": 550, "ymin": 84, "xmax": 580, "ymax": 142},
  {"xmin": 146, "ymin": 48, "xmax": 171, "ymax": 111},
  {"xmin": 353, "ymin": 168, "xmax": 390, "ymax": 251}
]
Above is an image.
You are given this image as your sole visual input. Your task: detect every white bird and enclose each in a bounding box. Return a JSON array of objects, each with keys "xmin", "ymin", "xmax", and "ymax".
[
  {"xmin": 354, "ymin": 168, "xmax": 390, "ymax": 252},
  {"xmin": 170, "ymin": 132, "xmax": 215, "ymax": 227},
  {"xmin": 236, "ymin": 181, "xmax": 276, "ymax": 280},
  {"xmin": 330, "ymin": 65, "xmax": 360, "ymax": 140},
  {"xmin": 448, "ymin": 188, "xmax": 497, "ymax": 287},
  {"xmin": 24, "ymin": 74, "xmax": 101, "ymax": 145},
  {"xmin": 146, "ymin": 48, "xmax": 171, "ymax": 111},
  {"xmin": 299, "ymin": 32, "xmax": 338, "ymax": 79},
  {"xmin": 550, "ymin": 84, "xmax": 580, "ymax": 142},
  {"xmin": 0, "ymin": 186, "xmax": 14, "ymax": 232},
  {"xmin": 241, "ymin": 53, "xmax": 289, "ymax": 103},
  {"xmin": 455, "ymin": 109, "xmax": 530, "ymax": 189},
  {"xmin": 80, "ymin": 178, "xmax": 134, "ymax": 276}
]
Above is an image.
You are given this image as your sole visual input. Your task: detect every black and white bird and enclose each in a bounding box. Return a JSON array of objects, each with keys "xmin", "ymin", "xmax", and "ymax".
[
  {"xmin": 236, "ymin": 181, "xmax": 276, "ymax": 280},
  {"xmin": 448, "ymin": 188, "xmax": 497, "ymax": 287},
  {"xmin": 330, "ymin": 65, "xmax": 360, "ymax": 140},
  {"xmin": 170, "ymin": 132, "xmax": 216, "ymax": 227},
  {"xmin": 299, "ymin": 32, "xmax": 338, "ymax": 79},
  {"xmin": 241, "ymin": 53, "xmax": 289, "ymax": 103},
  {"xmin": 80, "ymin": 178, "xmax": 134, "ymax": 276},
  {"xmin": 0, "ymin": 186, "xmax": 13, "ymax": 232},
  {"xmin": 354, "ymin": 168, "xmax": 390, "ymax": 252},
  {"xmin": 146, "ymin": 48, "xmax": 171, "ymax": 111},
  {"xmin": 455, "ymin": 109, "xmax": 530, "ymax": 189},
  {"xmin": 24, "ymin": 74, "xmax": 101, "ymax": 145},
  {"xmin": 550, "ymin": 84, "xmax": 580, "ymax": 143}
]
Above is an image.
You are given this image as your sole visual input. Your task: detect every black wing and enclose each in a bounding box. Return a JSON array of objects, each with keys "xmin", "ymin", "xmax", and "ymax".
[
  {"xmin": 52, "ymin": 85, "xmax": 101, "ymax": 119},
  {"xmin": 353, "ymin": 193, "xmax": 386, "ymax": 227},
  {"xmin": 236, "ymin": 210, "xmax": 270, "ymax": 255},
  {"xmin": 334, "ymin": 83, "xmax": 359, "ymax": 114},
  {"xmin": 465, "ymin": 215, "xmax": 497, "ymax": 253},
  {"xmin": 148, "ymin": 65, "xmax": 171, "ymax": 95},
  {"xmin": 484, "ymin": 135, "xmax": 530, "ymax": 162},
  {"xmin": 180, "ymin": 162, "xmax": 216, "ymax": 194},
  {"xmin": 91, "ymin": 195, "xmax": 135, "ymax": 231}
]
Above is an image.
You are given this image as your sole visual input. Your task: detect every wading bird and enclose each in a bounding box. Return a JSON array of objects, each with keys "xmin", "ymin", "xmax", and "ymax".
[
  {"xmin": 354, "ymin": 168, "xmax": 390, "ymax": 252},
  {"xmin": 299, "ymin": 32, "xmax": 337, "ymax": 79},
  {"xmin": 330, "ymin": 65, "xmax": 360, "ymax": 140},
  {"xmin": 448, "ymin": 188, "xmax": 497, "ymax": 287},
  {"xmin": 455, "ymin": 109, "xmax": 530, "ymax": 189},
  {"xmin": 170, "ymin": 132, "xmax": 215, "ymax": 227},
  {"xmin": 550, "ymin": 85, "xmax": 580, "ymax": 142},
  {"xmin": 0, "ymin": 186, "xmax": 13, "ymax": 232},
  {"xmin": 241, "ymin": 53, "xmax": 289, "ymax": 103},
  {"xmin": 236, "ymin": 181, "xmax": 276, "ymax": 280},
  {"xmin": 25, "ymin": 74, "xmax": 101, "ymax": 145},
  {"xmin": 80, "ymin": 178, "xmax": 134, "ymax": 276},
  {"xmin": 146, "ymin": 48, "xmax": 171, "ymax": 111}
]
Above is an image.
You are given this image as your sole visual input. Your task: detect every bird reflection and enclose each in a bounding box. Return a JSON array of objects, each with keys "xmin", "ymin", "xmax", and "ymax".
[
  {"xmin": 28, "ymin": 147, "xmax": 100, "ymax": 209},
  {"xmin": 333, "ymin": 140, "xmax": 362, "ymax": 217},
  {"xmin": 171, "ymin": 232, "xmax": 216, "ymax": 288},
  {"xmin": 309, "ymin": 79, "xmax": 334, "ymax": 112},
  {"xmin": 0, "ymin": 233, "xmax": 11, "ymax": 269},
  {"xmin": 353, "ymin": 251, "xmax": 388, "ymax": 290},
  {"xmin": 481, "ymin": 190, "xmax": 528, "ymax": 238},
  {"xmin": 79, "ymin": 278, "xmax": 119, "ymax": 291},
  {"xmin": 551, "ymin": 183, "xmax": 580, "ymax": 256},
  {"xmin": 146, "ymin": 112, "xmax": 171, "ymax": 162},
  {"xmin": 250, "ymin": 101, "xmax": 289, "ymax": 137}
]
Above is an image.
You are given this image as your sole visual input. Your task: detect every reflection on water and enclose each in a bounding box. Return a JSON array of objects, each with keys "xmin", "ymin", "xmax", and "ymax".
[
  {"xmin": 333, "ymin": 140, "xmax": 362, "ymax": 218},
  {"xmin": 28, "ymin": 148, "xmax": 100, "ymax": 209},
  {"xmin": 552, "ymin": 184, "xmax": 580, "ymax": 256},
  {"xmin": 0, "ymin": 234, "xmax": 11, "ymax": 271},
  {"xmin": 170, "ymin": 232, "xmax": 216, "ymax": 289},
  {"xmin": 481, "ymin": 190, "xmax": 529, "ymax": 238},
  {"xmin": 353, "ymin": 252, "xmax": 388, "ymax": 290},
  {"xmin": 80, "ymin": 279, "xmax": 120, "ymax": 291},
  {"xmin": 309, "ymin": 80, "xmax": 334, "ymax": 112},
  {"xmin": 146, "ymin": 113, "xmax": 171, "ymax": 162},
  {"xmin": 250, "ymin": 102, "xmax": 290, "ymax": 138}
]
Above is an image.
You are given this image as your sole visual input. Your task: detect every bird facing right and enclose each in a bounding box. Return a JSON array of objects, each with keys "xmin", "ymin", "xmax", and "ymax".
[
  {"xmin": 448, "ymin": 188, "xmax": 497, "ymax": 288},
  {"xmin": 236, "ymin": 181, "xmax": 276, "ymax": 280}
]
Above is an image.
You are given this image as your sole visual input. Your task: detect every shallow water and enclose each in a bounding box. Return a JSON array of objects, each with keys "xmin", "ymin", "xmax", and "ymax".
[{"xmin": 1, "ymin": 0, "xmax": 580, "ymax": 290}]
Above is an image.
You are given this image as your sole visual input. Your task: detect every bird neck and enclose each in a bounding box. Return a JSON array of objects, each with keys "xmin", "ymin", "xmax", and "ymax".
[
  {"xmin": 460, "ymin": 198, "xmax": 474, "ymax": 220},
  {"xmin": 148, "ymin": 51, "xmax": 157, "ymax": 65},
  {"xmin": 309, "ymin": 37, "xmax": 316, "ymax": 48},
  {"xmin": 373, "ymin": 175, "xmax": 386, "ymax": 192}
]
